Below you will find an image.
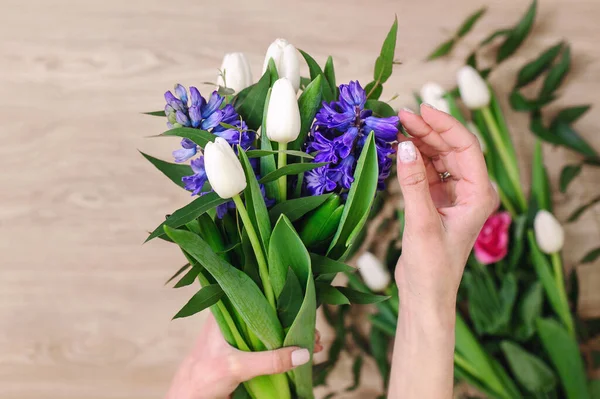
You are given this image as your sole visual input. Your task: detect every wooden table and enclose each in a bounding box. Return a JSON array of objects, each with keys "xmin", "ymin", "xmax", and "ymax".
[{"xmin": 1, "ymin": 0, "xmax": 598, "ymax": 397}]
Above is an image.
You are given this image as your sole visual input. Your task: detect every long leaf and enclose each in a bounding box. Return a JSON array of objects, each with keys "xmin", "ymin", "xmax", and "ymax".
[
  {"xmin": 515, "ymin": 281, "xmax": 543, "ymax": 341},
  {"xmin": 536, "ymin": 318, "xmax": 590, "ymax": 399},
  {"xmin": 531, "ymin": 140, "xmax": 552, "ymax": 211},
  {"xmin": 323, "ymin": 56, "xmax": 337, "ymax": 100},
  {"xmin": 165, "ymin": 263, "xmax": 192, "ymax": 285},
  {"xmin": 268, "ymin": 194, "xmax": 332, "ymax": 224},
  {"xmin": 140, "ymin": 151, "xmax": 192, "ymax": 189},
  {"xmin": 143, "ymin": 110, "xmax": 166, "ymax": 117},
  {"xmin": 373, "ymin": 16, "xmax": 398, "ymax": 84},
  {"xmin": 500, "ymin": 340, "xmax": 556, "ymax": 394},
  {"xmin": 426, "ymin": 39, "xmax": 455, "ymax": 61},
  {"xmin": 365, "ymin": 100, "xmax": 396, "ymax": 117},
  {"xmin": 164, "ymin": 227, "xmax": 284, "ymax": 349},
  {"xmin": 580, "ymin": 247, "xmax": 600, "ymax": 264},
  {"xmin": 298, "ymin": 50, "xmax": 333, "ymax": 102},
  {"xmin": 551, "ymin": 121, "xmax": 598, "ymax": 158},
  {"xmin": 559, "ymin": 164, "xmax": 582, "ymax": 193},
  {"xmin": 336, "ymin": 287, "xmax": 389, "ymax": 304},
  {"xmin": 540, "ymin": 45, "xmax": 571, "ymax": 98},
  {"xmin": 457, "ymin": 7, "xmax": 487, "ymax": 37},
  {"xmin": 277, "ymin": 268, "xmax": 304, "ymax": 329},
  {"xmin": 327, "ymin": 132, "xmax": 379, "ymax": 259},
  {"xmin": 515, "ymin": 41, "xmax": 563, "ymax": 88},
  {"xmin": 160, "ymin": 127, "xmax": 215, "ymax": 147},
  {"xmin": 310, "ymin": 253, "xmax": 354, "ymax": 275},
  {"xmin": 234, "ymin": 68, "xmax": 272, "ymax": 131},
  {"xmin": 259, "ymin": 162, "xmax": 329, "ymax": 184},
  {"xmin": 173, "ymin": 284, "xmax": 225, "ymax": 319},
  {"xmin": 497, "ymin": 0, "xmax": 537, "ymax": 63},
  {"xmin": 551, "ymin": 105, "xmax": 591, "ymax": 127},
  {"xmin": 146, "ymin": 192, "xmax": 227, "ymax": 241},
  {"xmin": 290, "ymin": 75, "xmax": 323, "ymax": 150},
  {"xmin": 173, "ymin": 265, "xmax": 201, "ymax": 288},
  {"xmin": 239, "ymin": 149, "xmax": 271, "ymax": 250},
  {"xmin": 567, "ymin": 195, "xmax": 600, "ymax": 222},
  {"xmin": 246, "ymin": 149, "xmax": 314, "ymax": 159},
  {"xmin": 316, "ymin": 283, "xmax": 350, "ymax": 305}
]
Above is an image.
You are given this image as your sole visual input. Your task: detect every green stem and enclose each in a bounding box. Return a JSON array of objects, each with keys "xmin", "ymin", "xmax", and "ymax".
[
  {"xmin": 550, "ymin": 252, "xmax": 575, "ymax": 337},
  {"xmin": 231, "ymin": 194, "xmax": 276, "ymax": 309},
  {"xmin": 277, "ymin": 142, "xmax": 288, "ymax": 201},
  {"xmin": 481, "ymin": 106, "xmax": 526, "ymax": 210}
]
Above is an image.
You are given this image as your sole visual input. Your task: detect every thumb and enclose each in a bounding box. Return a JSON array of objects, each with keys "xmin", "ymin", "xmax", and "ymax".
[
  {"xmin": 396, "ymin": 141, "xmax": 439, "ymax": 233},
  {"xmin": 230, "ymin": 347, "xmax": 310, "ymax": 382}
]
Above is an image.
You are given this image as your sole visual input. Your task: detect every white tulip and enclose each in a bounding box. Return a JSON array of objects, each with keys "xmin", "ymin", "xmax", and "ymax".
[
  {"xmin": 204, "ymin": 137, "xmax": 247, "ymax": 199},
  {"xmin": 217, "ymin": 52, "xmax": 253, "ymax": 94},
  {"xmin": 457, "ymin": 66, "xmax": 491, "ymax": 109},
  {"xmin": 266, "ymin": 78, "xmax": 301, "ymax": 143},
  {"xmin": 356, "ymin": 252, "xmax": 391, "ymax": 292},
  {"xmin": 262, "ymin": 38, "xmax": 300, "ymax": 92},
  {"xmin": 466, "ymin": 121, "xmax": 487, "ymax": 153},
  {"xmin": 534, "ymin": 210, "xmax": 565, "ymax": 254},
  {"xmin": 420, "ymin": 82, "xmax": 450, "ymax": 114}
]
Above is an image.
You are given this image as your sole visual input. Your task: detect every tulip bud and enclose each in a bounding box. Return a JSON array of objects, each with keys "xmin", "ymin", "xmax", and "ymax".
[
  {"xmin": 266, "ymin": 78, "xmax": 301, "ymax": 143},
  {"xmin": 262, "ymin": 38, "xmax": 300, "ymax": 92},
  {"xmin": 534, "ymin": 210, "xmax": 565, "ymax": 254},
  {"xmin": 457, "ymin": 66, "xmax": 491, "ymax": 109},
  {"xmin": 204, "ymin": 137, "xmax": 247, "ymax": 199},
  {"xmin": 216, "ymin": 52, "xmax": 253, "ymax": 94},
  {"xmin": 356, "ymin": 252, "xmax": 391, "ymax": 292},
  {"xmin": 420, "ymin": 82, "xmax": 450, "ymax": 114},
  {"xmin": 466, "ymin": 121, "xmax": 487, "ymax": 153}
]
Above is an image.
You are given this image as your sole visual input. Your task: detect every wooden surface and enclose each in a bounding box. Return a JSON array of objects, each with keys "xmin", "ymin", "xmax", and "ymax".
[{"xmin": 1, "ymin": 0, "xmax": 599, "ymax": 397}]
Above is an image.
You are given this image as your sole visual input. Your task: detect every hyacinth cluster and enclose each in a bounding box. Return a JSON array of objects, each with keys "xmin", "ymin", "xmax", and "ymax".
[
  {"xmin": 304, "ymin": 81, "xmax": 400, "ymax": 195},
  {"xmin": 164, "ymin": 84, "xmax": 272, "ymax": 217}
]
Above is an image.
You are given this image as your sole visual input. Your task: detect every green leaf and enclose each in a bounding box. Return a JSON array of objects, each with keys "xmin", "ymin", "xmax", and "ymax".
[
  {"xmin": 370, "ymin": 327, "xmax": 391, "ymax": 389},
  {"xmin": 143, "ymin": 110, "xmax": 166, "ymax": 117},
  {"xmin": 233, "ymin": 68, "xmax": 272, "ymax": 131},
  {"xmin": 323, "ymin": 56, "xmax": 337, "ymax": 100},
  {"xmin": 316, "ymin": 283, "xmax": 350, "ymax": 305},
  {"xmin": 425, "ymin": 38, "xmax": 455, "ymax": 61},
  {"xmin": 290, "ymin": 75, "xmax": 323, "ymax": 151},
  {"xmin": 173, "ymin": 284, "xmax": 225, "ymax": 319},
  {"xmin": 457, "ymin": 7, "xmax": 487, "ymax": 37},
  {"xmin": 239, "ymin": 149, "xmax": 272, "ymax": 252},
  {"xmin": 509, "ymin": 90, "xmax": 555, "ymax": 111},
  {"xmin": 268, "ymin": 194, "xmax": 332, "ymax": 225},
  {"xmin": 146, "ymin": 193, "xmax": 228, "ymax": 241},
  {"xmin": 258, "ymin": 162, "xmax": 329, "ymax": 184},
  {"xmin": 246, "ymin": 149, "xmax": 314, "ymax": 159},
  {"xmin": 497, "ymin": 0, "xmax": 537, "ymax": 63},
  {"xmin": 500, "ymin": 340, "xmax": 556, "ymax": 394},
  {"xmin": 559, "ymin": 164, "xmax": 582, "ymax": 193},
  {"xmin": 480, "ymin": 29, "xmax": 510, "ymax": 46},
  {"xmin": 551, "ymin": 105, "xmax": 591, "ymax": 127},
  {"xmin": 531, "ymin": 140, "xmax": 553, "ymax": 211},
  {"xmin": 164, "ymin": 227, "xmax": 284, "ymax": 349},
  {"xmin": 268, "ymin": 215, "xmax": 312, "ymax": 298},
  {"xmin": 466, "ymin": 52, "xmax": 477, "ymax": 68},
  {"xmin": 310, "ymin": 253, "xmax": 354, "ymax": 275},
  {"xmin": 140, "ymin": 151, "xmax": 192, "ymax": 189},
  {"xmin": 552, "ymin": 121, "xmax": 598, "ymax": 158},
  {"xmin": 327, "ymin": 132, "xmax": 379, "ymax": 259},
  {"xmin": 299, "ymin": 76, "xmax": 311, "ymax": 91},
  {"xmin": 277, "ymin": 268, "xmax": 304, "ymax": 328},
  {"xmin": 540, "ymin": 45, "xmax": 571, "ymax": 98},
  {"xmin": 346, "ymin": 356, "xmax": 363, "ymax": 391},
  {"xmin": 336, "ymin": 287, "xmax": 389, "ymax": 304},
  {"xmin": 298, "ymin": 50, "xmax": 334, "ymax": 102},
  {"xmin": 567, "ymin": 195, "xmax": 600, "ymax": 222},
  {"xmin": 160, "ymin": 127, "xmax": 215, "ymax": 147},
  {"xmin": 165, "ymin": 263, "xmax": 191, "ymax": 285},
  {"xmin": 516, "ymin": 41, "xmax": 563, "ymax": 88},
  {"xmin": 536, "ymin": 318, "xmax": 590, "ymax": 399},
  {"xmin": 581, "ymin": 247, "xmax": 600, "ymax": 264},
  {"xmin": 365, "ymin": 99, "xmax": 397, "ymax": 117},
  {"xmin": 373, "ymin": 16, "xmax": 398, "ymax": 84},
  {"xmin": 173, "ymin": 264, "xmax": 201, "ymax": 288},
  {"xmin": 515, "ymin": 281, "xmax": 544, "ymax": 341},
  {"xmin": 364, "ymin": 81, "xmax": 383, "ymax": 100},
  {"xmin": 589, "ymin": 379, "xmax": 600, "ymax": 397},
  {"xmin": 529, "ymin": 111, "xmax": 563, "ymax": 145}
]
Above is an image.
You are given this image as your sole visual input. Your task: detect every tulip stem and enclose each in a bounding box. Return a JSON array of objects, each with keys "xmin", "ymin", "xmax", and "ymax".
[
  {"xmin": 232, "ymin": 194, "xmax": 276, "ymax": 309},
  {"xmin": 550, "ymin": 252, "xmax": 575, "ymax": 337},
  {"xmin": 481, "ymin": 106, "xmax": 526, "ymax": 211},
  {"xmin": 277, "ymin": 143, "xmax": 288, "ymax": 201}
]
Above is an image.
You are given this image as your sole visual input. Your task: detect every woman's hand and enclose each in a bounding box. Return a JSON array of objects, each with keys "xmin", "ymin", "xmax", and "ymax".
[
  {"xmin": 388, "ymin": 104, "xmax": 498, "ymax": 399},
  {"xmin": 166, "ymin": 315, "xmax": 323, "ymax": 399}
]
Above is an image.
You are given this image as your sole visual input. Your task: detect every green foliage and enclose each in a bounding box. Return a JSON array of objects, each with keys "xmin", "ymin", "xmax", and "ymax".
[
  {"xmin": 140, "ymin": 151, "xmax": 192, "ymax": 189},
  {"xmin": 496, "ymin": 0, "xmax": 537, "ymax": 63},
  {"xmin": 500, "ymin": 341, "xmax": 556, "ymax": 394},
  {"xmin": 426, "ymin": 7, "xmax": 486, "ymax": 60},
  {"xmin": 268, "ymin": 194, "xmax": 332, "ymax": 224},
  {"xmin": 291, "ymin": 75, "xmax": 323, "ymax": 150},
  {"xmin": 234, "ymin": 65, "xmax": 273, "ymax": 131},
  {"xmin": 515, "ymin": 41, "xmax": 564, "ymax": 88},
  {"xmin": 559, "ymin": 164, "xmax": 583, "ymax": 193},
  {"xmin": 173, "ymin": 284, "xmax": 225, "ymax": 319},
  {"xmin": 161, "ymin": 126, "xmax": 215, "ymax": 147},
  {"xmin": 365, "ymin": 17, "xmax": 398, "ymax": 99},
  {"xmin": 567, "ymin": 195, "xmax": 600, "ymax": 223}
]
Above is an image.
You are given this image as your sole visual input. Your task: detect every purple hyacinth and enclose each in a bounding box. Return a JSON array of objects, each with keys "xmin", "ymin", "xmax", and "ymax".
[
  {"xmin": 182, "ymin": 157, "xmax": 208, "ymax": 196},
  {"xmin": 305, "ymin": 81, "xmax": 399, "ymax": 195}
]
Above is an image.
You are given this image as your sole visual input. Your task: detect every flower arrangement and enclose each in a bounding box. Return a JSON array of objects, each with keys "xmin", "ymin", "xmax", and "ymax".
[
  {"xmin": 141, "ymin": 19, "xmax": 400, "ymax": 399},
  {"xmin": 318, "ymin": 2, "xmax": 600, "ymax": 398}
]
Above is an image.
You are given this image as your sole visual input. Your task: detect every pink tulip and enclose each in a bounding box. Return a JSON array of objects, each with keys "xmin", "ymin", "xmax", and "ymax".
[{"xmin": 474, "ymin": 212, "xmax": 512, "ymax": 264}]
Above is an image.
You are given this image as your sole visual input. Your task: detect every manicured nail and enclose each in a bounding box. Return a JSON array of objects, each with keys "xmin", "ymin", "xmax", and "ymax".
[
  {"xmin": 398, "ymin": 141, "xmax": 417, "ymax": 163},
  {"xmin": 291, "ymin": 349, "xmax": 310, "ymax": 367},
  {"xmin": 421, "ymin": 102, "xmax": 438, "ymax": 110},
  {"xmin": 401, "ymin": 107, "xmax": 415, "ymax": 114}
]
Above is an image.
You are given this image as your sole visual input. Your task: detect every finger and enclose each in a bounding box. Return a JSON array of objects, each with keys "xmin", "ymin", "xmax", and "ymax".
[
  {"xmin": 231, "ymin": 347, "xmax": 310, "ymax": 382},
  {"xmin": 420, "ymin": 104, "xmax": 489, "ymax": 188},
  {"xmin": 396, "ymin": 141, "xmax": 441, "ymax": 235},
  {"xmin": 395, "ymin": 137, "xmax": 445, "ymax": 184}
]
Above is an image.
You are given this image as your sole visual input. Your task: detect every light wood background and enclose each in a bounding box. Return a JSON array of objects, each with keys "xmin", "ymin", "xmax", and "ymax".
[{"xmin": 1, "ymin": 0, "xmax": 599, "ymax": 398}]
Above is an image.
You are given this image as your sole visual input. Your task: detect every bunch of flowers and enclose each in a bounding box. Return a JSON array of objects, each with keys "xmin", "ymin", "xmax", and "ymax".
[{"xmin": 140, "ymin": 19, "xmax": 400, "ymax": 399}]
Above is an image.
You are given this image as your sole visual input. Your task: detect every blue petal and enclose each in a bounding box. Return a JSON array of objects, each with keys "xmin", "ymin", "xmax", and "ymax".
[
  {"xmin": 202, "ymin": 91, "xmax": 224, "ymax": 118},
  {"xmin": 364, "ymin": 116, "xmax": 399, "ymax": 142},
  {"xmin": 189, "ymin": 87, "xmax": 205, "ymax": 108},
  {"xmin": 189, "ymin": 106, "xmax": 202, "ymax": 128},
  {"xmin": 173, "ymin": 147, "xmax": 197, "ymax": 163},
  {"xmin": 175, "ymin": 111, "xmax": 191, "ymax": 127},
  {"xmin": 201, "ymin": 110, "xmax": 223, "ymax": 130},
  {"xmin": 174, "ymin": 84, "xmax": 188, "ymax": 104},
  {"xmin": 181, "ymin": 138, "xmax": 197, "ymax": 149}
]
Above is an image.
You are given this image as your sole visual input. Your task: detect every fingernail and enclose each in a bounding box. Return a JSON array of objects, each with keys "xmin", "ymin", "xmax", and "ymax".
[
  {"xmin": 291, "ymin": 349, "xmax": 310, "ymax": 367},
  {"xmin": 421, "ymin": 102, "xmax": 438, "ymax": 110},
  {"xmin": 401, "ymin": 107, "xmax": 415, "ymax": 114},
  {"xmin": 398, "ymin": 141, "xmax": 417, "ymax": 163}
]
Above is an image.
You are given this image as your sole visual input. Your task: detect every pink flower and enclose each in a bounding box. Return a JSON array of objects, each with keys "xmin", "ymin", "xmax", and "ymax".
[{"xmin": 474, "ymin": 212, "xmax": 512, "ymax": 264}]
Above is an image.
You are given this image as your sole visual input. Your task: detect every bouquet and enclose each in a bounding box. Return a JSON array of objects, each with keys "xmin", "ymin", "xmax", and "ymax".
[
  {"xmin": 319, "ymin": 2, "xmax": 600, "ymax": 398},
  {"xmin": 141, "ymin": 19, "xmax": 399, "ymax": 398}
]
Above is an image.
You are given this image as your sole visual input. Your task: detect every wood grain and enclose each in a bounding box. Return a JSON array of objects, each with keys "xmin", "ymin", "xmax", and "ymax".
[{"xmin": 0, "ymin": 0, "xmax": 598, "ymax": 397}]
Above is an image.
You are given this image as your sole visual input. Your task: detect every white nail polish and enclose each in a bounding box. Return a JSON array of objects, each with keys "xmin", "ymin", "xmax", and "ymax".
[
  {"xmin": 398, "ymin": 141, "xmax": 417, "ymax": 163},
  {"xmin": 291, "ymin": 349, "xmax": 310, "ymax": 367},
  {"xmin": 421, "ymin": 102, "xmax": 438, "ymax": 110},
  {"xmin": 401, "ymin": 107, "xmax": 415, "ymax": 114}
]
